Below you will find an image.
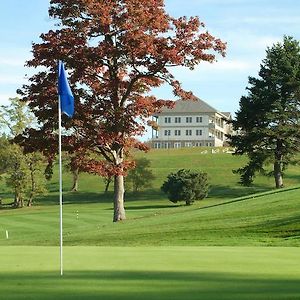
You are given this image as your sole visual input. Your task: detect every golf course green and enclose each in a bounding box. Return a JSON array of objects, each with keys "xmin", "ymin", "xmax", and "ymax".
[{"xmin": 1, "ymin": 246, "xmax": 300, "ymax": 300}]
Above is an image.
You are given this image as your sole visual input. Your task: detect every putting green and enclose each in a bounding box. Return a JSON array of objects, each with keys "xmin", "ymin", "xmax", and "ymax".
[{"xmin": 1, "ymin": 246, "xmax": 300, "ymax": 299}]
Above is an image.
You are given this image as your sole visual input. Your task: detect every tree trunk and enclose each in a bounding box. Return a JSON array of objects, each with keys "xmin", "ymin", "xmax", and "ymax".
[
  {"xmin": 104, "ymin": 176, "xmax": 112, "ymax": 193},
  {"xmin": 14, "ymin": 195, "xmax": 24, "ymax": 208},
  {"xmin": 13, "ymin": 188, "xmax": 23, "ymax": 208},
  {"xmin": 274, "ymin": 160, "xmax": 283, "ymax": 188},
  {"xmin": 71, "ymin": 168, "xmax": 79, "ymax": 192},
  {"xmin": 113, "ymin": 175, "xmax": 126, "ymax": 222},
  {"xmin": 27, "ymin": 193, "xmax": 33, "ymax": 207},
  {"xmin": 274, "ymin": 140, "xmax": 284, "ymax": 188},
  {"xmin": 28, "ymin": 164, "xmax": 35, "ymax": 206},
  {"xmin": 13, "ymin": 195, "xmax": 19, "ymax": 208}
]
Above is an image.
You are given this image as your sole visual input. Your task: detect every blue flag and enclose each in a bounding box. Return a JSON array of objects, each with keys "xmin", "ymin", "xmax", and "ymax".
[{"xmin": 58, "ymin": 61, "xmax": 74, "ymax": 117}]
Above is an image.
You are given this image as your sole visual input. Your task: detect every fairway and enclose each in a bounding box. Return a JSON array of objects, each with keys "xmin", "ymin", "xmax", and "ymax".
[
  {"xmin": 1, "ymin": 246, "xmax": 300, "ymax": 300},
  {"xmin": 1, "ymin": 186, "xmax": 300, "ymax": 247}
]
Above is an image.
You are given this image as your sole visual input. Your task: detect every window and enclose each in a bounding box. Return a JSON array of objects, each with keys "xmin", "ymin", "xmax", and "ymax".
[
  {"xmin": 174, "ymin": 142, "xmax": 181, "ymax": 148},
  {"xmin": 175, "ymin": 117, "xmax": 181, "ymax": 123},
  {"xmin": 195, "ymin": 142, "xmax": 202, "ymax": 147},
  {"xmin": 154, "ymin": 143, "xmax": 161, "ymax": 149},
  {"xmin": 196, "ymin": 129, "xmax": 202, "ymax": 136},
  {"xmin": 186, "ymin": 117, "xmax": 192, "ymax": 123},
  {"xmin": 185, "ymin": 142, "xmax": 193, "ymax": 147},
  {"xmin": 164, "ymin": 117, "xmax": 171, "ymax": 123},
  {"xmin": 196, "ymin": 116, "xmax": 203, "ymax": 123},
  {"xmin": 186, "ymin": 129, "xmax": 192, "ymax": 136},
  {"xmin": 164, "ymin": 130, "xmax": 171, "ymax": 136},
  {"xmin": 175, "ymin": 130, "xmax": 181, "ymax": 136}
]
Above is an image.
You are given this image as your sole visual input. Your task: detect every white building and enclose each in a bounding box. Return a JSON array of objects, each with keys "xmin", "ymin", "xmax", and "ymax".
[{"xmin": 151, "ymin": 99, "xmax": 232, "ymax": 149}]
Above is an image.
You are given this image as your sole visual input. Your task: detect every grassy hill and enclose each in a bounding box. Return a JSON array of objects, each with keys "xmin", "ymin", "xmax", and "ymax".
[
  {"xmin": 0, "ymin": 147, "xmax": 299, "ymax": 247},
  {"xmin": 2, "ymin": 147, "xmax": 299, "ymax": 203}
]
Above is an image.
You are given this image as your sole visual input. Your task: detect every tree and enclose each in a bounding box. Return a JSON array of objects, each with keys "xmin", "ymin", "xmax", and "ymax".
[
  {"xmin": 0, "ymin": 135, "xmax": 12, "ymax": 176},
  {"xmin": 0, "ymin": 97, "xmax": 33, "ymax": 137},
  {"xmin": 125, "ymin": 157, "xmax": 155, "ymax": 192},
  {"xmin": 229, "ymin": 36, "xmax": 300, "ymax": 188},
  {"xmin": 17, "ymin": 0, "xmax": 226, "ymax": 221},
  {"xmin": 103, "ymin": 175, "xmax": 113, "ymax": 193},
  {"xmin": 161, "ymin": 169, "xmax": 209, "ymax": 205},
  {"xmin": 0, "ymin": 143, "xmax": 46, "ymax": 208},
  {"xmin": 26, "ymin": 152, "xmax": 47, "ymax": 207},
  {"xmin": 4, "ymin": 144, "xmax": 30, "ymax": 208},
  {"xmin": 0, "ymin": 98, "xmax": 47, "ymax": 207},
  {"xmin": 64, "ymin": 153, "xmax": 84, "ymax": 192},
  {"xmin": 69, "ymin": 157, "xmax": 80, "ymax": 192}
]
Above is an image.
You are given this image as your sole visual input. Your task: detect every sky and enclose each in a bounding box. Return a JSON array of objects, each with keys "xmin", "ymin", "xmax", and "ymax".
[{"xmin": 1, "ymin": 0, "xmax": 300, "ymax": 135}]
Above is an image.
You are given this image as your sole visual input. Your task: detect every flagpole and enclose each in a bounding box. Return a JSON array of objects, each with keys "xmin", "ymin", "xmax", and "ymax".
[
  {"xmin": 58, "ymin": 95, "xmax": 63, "ymax": 276},
  {"xmin": 58, "ymin": 60, "xmax": 74, "ymax": 276}
]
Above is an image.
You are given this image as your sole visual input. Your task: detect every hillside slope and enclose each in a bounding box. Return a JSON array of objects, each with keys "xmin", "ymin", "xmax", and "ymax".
[
  {"xmin": 1, "ymin": 187, "xmax": 299, "ymax": 246},
  {"xmin": 80, "ymin": 187, "xmax": 300, "ymax": 247}
]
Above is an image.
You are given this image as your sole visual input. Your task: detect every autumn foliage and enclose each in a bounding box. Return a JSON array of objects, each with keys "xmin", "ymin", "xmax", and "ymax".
[{"xmin": 17, "ymin": 0, "xmax": 226, "ymax": 221}]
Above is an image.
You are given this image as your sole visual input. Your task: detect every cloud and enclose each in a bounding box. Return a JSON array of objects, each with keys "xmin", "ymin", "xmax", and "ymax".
[
  {"xmin": 240, "ymin": 16, "xmax": 300, "ymax": 25},
  {"xmin": 167, "ymin": 0, "xmax": 252, "ymax": 7},
  {"xmin": 203, "ymin": 59, "xmax": 255, "ymax": 71},
  {"xmin": 0, "ymin": 94, "xmax": 17, "ymax": 105},
  {"xmin": 170, "ymin": 58, "xmax": 258, "ymax": 84},
  {"xmin": 0, "ymin": 47, "xmax": 32, "ymax": 68},
  {"xmin": 252, "ymin": 36, "xmax": 282, "ymax": 49},
  {"xmin": 0, "ymin": 74, "xmax": 25, "ymax": 85},
  {"xmin": 220, "ymin": 30, "xmax": 282, "ymax": 53},
  {"xmin": 0, "ymin": 57, "xmax": 26, "ymax": 67},
  {"xmin": 217, "ymin": 16, "xmax": 300, "ymax": 28}
]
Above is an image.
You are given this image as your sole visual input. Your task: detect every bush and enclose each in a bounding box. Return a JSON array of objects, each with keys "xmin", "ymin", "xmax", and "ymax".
[{"xmin": 161, "ymin": 169, "xmax": 209, "ymax": 205}]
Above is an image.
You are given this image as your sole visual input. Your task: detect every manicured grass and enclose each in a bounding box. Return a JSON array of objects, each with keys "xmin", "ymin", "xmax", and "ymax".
[
  {"xmin": 1, "ymin": 186, "xmax": 299, "ymax": 246},
  {"xmin": 1, "ymin": 148, "xmax": 300, "ymax": 299},
  {"xmin": 1, "ymin": 246, "xmax": 300, "ymax": 300}
]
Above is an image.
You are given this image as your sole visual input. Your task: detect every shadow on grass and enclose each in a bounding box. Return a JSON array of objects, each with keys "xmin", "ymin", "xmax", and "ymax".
[
  {"xmin": 284, "ymin": 173, "xmax": 300, "ymax": 181},
  {"xmin": 209, "ymin": 184, "xmax": 270, "ymax": 199},
  {"xmin": 1, "ymin": 183, "xmax": 274, "ymax": 211},
  {"xmin": 125, "ymin": 189, "xmax": 165, "ymax": 201},
  {"xmin": 34, "ymin": 191, "xmax": 113, "ymax": 206},
  {"xmin": 34, "ymin": 189, "xmax": 167, "ymax": 206},
  {"xmin": 257, "ymin": 215, "xmax": 300, "ymax": 239},
  {"xmin": 0, "ymin": 270, "xmax": 300, "ymax": 300},
  {"xmin": 125, "ymin": 204, "xmax": 177, "ymax": 210}
]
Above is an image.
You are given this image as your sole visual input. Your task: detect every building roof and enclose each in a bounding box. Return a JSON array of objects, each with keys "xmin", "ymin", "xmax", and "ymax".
[
  {"xmin": 221, "ymin": 112, "xmax": 232, "ymax": 118},
  {"xmin": 154, "ymin": 98, "xmax": 228, "ymax": 116}
]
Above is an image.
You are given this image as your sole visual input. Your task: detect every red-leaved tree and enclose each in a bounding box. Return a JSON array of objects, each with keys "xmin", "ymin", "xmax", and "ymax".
[{"xmin": 17, "ymin": 0, "xmax": 226, "ymax": 221}]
